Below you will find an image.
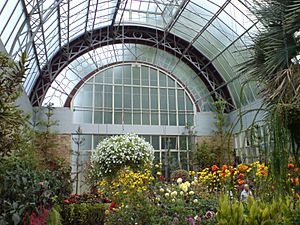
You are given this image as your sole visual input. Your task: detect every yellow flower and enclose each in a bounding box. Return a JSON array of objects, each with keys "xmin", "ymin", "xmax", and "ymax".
[{"xmin": 157, "ymin": 171, "xmax": 161, "ymax": 175}]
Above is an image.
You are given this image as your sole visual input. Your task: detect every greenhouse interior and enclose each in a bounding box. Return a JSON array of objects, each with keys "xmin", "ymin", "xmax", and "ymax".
[{"xmin": 1, "ymin": 0, "xmax": 300, "ymax": 224}]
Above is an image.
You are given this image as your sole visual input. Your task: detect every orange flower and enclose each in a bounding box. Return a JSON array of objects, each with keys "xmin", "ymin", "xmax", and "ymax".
[
  {"xmin": 222, "ymin": 165, "xmax": 227, "ymax": 172},
  {"xmin": 259, "ymin": 170, "xmax": 268, "ymax": 176},
  {"xmin": 238, "ymin": 164, "xmax": 249, "ymax": 173},
  {"xmin": 288, "ymin": 163, "xmax": 295, "ymax": 169},
  {"xmin": 237, "ymin": 179, "xmax": 246, "ymax": 185},
  {"xmin": 211, "ymin": 165, "xmax": 219, "ymax": 172},
  {"xmin": 237, "ymin": 173, "xmax": 245, "ymax": 179},
  {"xmin": 294, "ymin": 168, "xmax": 299, "ymax": 172}
]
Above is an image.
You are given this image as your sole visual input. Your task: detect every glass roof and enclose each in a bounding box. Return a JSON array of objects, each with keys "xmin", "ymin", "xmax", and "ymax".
[{"xmin": 0, "ymin": 0, "xmax": 261, "ymax": 109}]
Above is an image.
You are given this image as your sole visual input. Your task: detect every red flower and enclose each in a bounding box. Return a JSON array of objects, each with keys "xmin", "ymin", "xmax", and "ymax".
[
  {"xmin": 159, "ymin": 175, "xmax": 165, "ymax": 182},
  {"xmin": 237, "ymin": 173, "xmax": 245, "ymax": 179},
  {"xmin": 211, "ymin": 165, "xmax": 219, "ymax": 172},
  {"xmin": 64, "ymin": 200, "xmax": 70, "ymax": 203},
  {"xmin": 109, "ymin": 202, "xmax": 116, "ymax": 210},
  {"xmin": 288, "ymin": 163, "xmax": 295, "ymax": 169},
  {"xmin": 230, "ymin": 168, "xmax": 235, "ymax": 174}
]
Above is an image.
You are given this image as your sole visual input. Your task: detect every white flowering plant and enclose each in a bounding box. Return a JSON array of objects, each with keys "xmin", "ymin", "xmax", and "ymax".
[{"xmin": 88, "ymin": 134, "xmax": 154, "ymax": 182}]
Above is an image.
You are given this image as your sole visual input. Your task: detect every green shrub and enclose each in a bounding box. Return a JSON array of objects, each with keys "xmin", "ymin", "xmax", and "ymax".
[
  {"xmin": 216, "ymin": 195, "xmax": 300, "ymax": 225},
  {"xmin": 60, "ymin": 203, "xmax": 105, "ymax": 225},
  {"xmin": 46, "ymin": 206, "xmax": 62, "ymax": 225},
  {"xmin": 0, "ymin": 156, "xmax": 71, "ymax": 225}
]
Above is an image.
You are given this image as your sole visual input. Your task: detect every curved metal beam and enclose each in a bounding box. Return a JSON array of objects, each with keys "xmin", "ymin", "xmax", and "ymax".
[{"xmin": 30, "ymin": 25, "xmax": 234, "ymax": 110}]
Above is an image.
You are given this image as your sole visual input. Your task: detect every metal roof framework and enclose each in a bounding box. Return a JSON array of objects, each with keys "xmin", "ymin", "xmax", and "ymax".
[{"xmin": 0, "ymin": 0, "xmax": 261, "ymax": 110}]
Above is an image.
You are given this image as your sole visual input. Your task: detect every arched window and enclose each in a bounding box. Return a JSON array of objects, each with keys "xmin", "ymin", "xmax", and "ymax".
[{"xmin": 72, "ymin": 63, "xmax": 196, "ymax": 126}]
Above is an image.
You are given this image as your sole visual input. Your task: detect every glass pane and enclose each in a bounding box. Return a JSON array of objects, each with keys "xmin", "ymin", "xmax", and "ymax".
[
  {"xmin": 114, "ymin": 86, "xmax": 122, "ymax": 108},
  {"xmin": 170, "ymin": 152, "xmax": 179, "ymax": 171},
  {"xmin": 95, "ymin": 73, "xmax": 104, "ymax": 83},
  {"xmin": 94, "ymin": 85, "xmax": 103, "ymax": 108},
  {"xmin": 104, "ymin": 69, "xmax": 113, "ymax": 83},
  {"xmin": 114, "ymin": 112, "xmax": 122, "ymax": 124},
  {"xmin": 152, "ymin": 136, "xmax": 160, "ymax": 149},
  {"xmin": 178, "ymin": 113, "xmax": 186, "ymax": 126},
  {"xmin": 133, "ymin": 87, "xmax": 140, "ymax": 108},
  {"xmin": 168, "ymin": 89, "xmax": 176, "ymax": 110},
  {"xmin": 132, "ymin": 66, "xmax": 140, "ymax": 85},
  {"xmin": 186, "ymin": 95, "xmax": 193, "ymax": 110},
  {"xmin": 94, "ymin": 111, "xmax": 103, "ymax": 124},
  {"xmin": 142, "ymin": 111, "xmax": 150, "ymax": 125},
  {"xmin": 114, "ymin": 66, "xmax": 122, "ymax": 84},
  {"xmin": 177, "ymin": 89, "xmax": 185, "ymax": 110},
  {"xmin": 123, "ymin": 86, "xmax": 131, "ymax": 108},
  {"xmin": 159, "ymin": 72, "xmax": 166, "ymax": 87},
  {"xmin": 169, "ymin": 113, "xmax": 176, "ymax": 126},
  {"xmin": 133, "ymin": 111, "xmax": 141, "ymax": 125},
  {"xmin": 79, "ymin": 135, "xmax": 92, "ymax": 150},
  {"xmin": 160, "ymin": 88, "xmax": 167, "ymax": 110},
  {"xmin": 150, "ymin": 68, "xmax": 157, "ymax": 86},
  {"xmin": 124, "ymin": 112, "xmax": 132, "ymax": 124},
  {"xmin": 150, "ymin": 88, "xmax": 158, "ymax": 109},
  {"xmin": 74, "ymin": 84, "xmax": 93, "ymax": 107},
  {"xmin": 73, "ymin": 110, "xmax": 92, "ymax": 123},
  {"xmin": 160, "ymin": 112, "xmax": 168, "ymax": 125},
  {"xmin": 151, "ymin": 112, "xmax": 159, "ymax": 125},
  {"xmin": 104, "ymin": 85, "xmax": 112, "ymax": 107},
  {"xmin": 187, "ymin": 114, "xmax": 194, "ymax": 125},
  {"xmin": 142, "ymin": 88, "xmax": 149, "ymax": 109},
  {"xmin": 167, "ymin": 76, "xmax": 175, "ymax": 87},
  {"xmin": 179, "ymin": 136, "xmax": 187, "ymax": 150},
  {"xmin": 123, "ymin": 65, "xmax": 132, "ymax": 84},
  {"xmin": 180, "ymin": 151, "xmax": 188, "ymax": 170},
  {"xmin": 141, "ymin": 66, "xmax": 149, "ymax": 85},
  {"xmin": 104, "ymin": 111, "xmax": 112, "ymax": 124},
  {"xmin": 161, "ymin": 137, "xmax": 176, "ymax": 149}
]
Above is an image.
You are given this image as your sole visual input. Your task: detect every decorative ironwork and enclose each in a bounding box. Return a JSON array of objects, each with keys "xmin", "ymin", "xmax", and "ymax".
[{"xmin": 30, "ymin": 25, "xmax": 234, "ymax": 110}]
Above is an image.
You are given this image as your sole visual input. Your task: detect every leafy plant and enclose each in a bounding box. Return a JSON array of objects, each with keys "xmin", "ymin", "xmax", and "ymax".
[
  {"xmin": 217, "ymin": 195, "xmax": 300, "ymax": 225},
  {"xmin": 60, "ymin": 202, "xmax": 105, "ymax": 225},
  {"xmin": 45, "ymin": 206, "xmax": 62, "ymax": 225},
  {"xmin": 0, "ymin": 52, "xmax": 27, "ymax": 156}
]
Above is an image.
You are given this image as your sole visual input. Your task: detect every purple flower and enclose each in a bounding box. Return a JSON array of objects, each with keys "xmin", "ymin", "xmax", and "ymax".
[
  {"xmin": 205, "ymin": 211, "xmax": 215, "ymax": 219},
  {"xmin": 186, "ymin": 216, "xmax": 195, "ymax": 225}
]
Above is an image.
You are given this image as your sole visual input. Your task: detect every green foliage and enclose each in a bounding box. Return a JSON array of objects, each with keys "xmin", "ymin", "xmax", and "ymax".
[
  {"xmin": 217, "ymin": 195, "xmax": 300, "ymax": 225},
  {"xmin": 60, "ymin": 203, "xmax": 105, "ymax": 225},
  {"xmin": 45, "ymin": 206, "xmax": 62, "ymax": 225},
  {"xmin": 0, "ymin": 52, "xmax": 27, "ymax": 156},
  {"xmin": 194, "ymin": 141, "xmax": 217, "ymax": 169},
  {"xmin": 105, "ymin": 192, "xmax": 157, "ymax": 225},
  {"xmin": 217, "ymin": 195, "xmax": 245, "ymax": 225},
  {"xmin": 192, "ymin": 97, "xmax": 232, "ymax": 169},
  {"xmin": 0, "ymin": 156, "xmax": 69, "ymax": 225}
]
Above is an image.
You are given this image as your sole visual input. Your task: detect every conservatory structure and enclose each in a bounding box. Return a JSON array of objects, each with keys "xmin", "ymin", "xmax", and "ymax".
[{"xmin": 0, "ymin": 0, "xmax": 267, "ymax": 192}]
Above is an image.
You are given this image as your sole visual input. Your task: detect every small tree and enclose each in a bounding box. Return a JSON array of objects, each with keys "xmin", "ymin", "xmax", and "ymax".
[{"xmin": 0, "ymin": 52, "xmax": 27, "ymax": 156}]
